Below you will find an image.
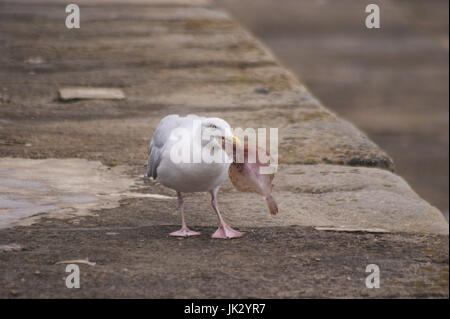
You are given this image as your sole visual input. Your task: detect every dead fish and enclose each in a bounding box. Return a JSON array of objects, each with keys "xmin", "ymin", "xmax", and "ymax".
[{"xmin": 228, "ymin": 144, "xmax": 278, "ymax": 215}]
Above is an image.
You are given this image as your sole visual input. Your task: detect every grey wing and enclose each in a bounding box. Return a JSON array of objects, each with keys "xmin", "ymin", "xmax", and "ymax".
[{"xmin": 146, "ymin": 115, "xmax": 182, "ymax": 179}]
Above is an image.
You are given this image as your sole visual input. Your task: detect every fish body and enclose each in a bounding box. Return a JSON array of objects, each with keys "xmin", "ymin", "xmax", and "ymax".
[{"xmin": 228, "ymin": 146, "xmax": 278, "ymax": 215}]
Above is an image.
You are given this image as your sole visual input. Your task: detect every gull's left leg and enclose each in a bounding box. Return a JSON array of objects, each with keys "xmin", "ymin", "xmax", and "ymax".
[
  {"xmin": 170, "ymin": 192, "xmax": 201, "ymax": 237},
  {"xmin": 210, "ymin": 187, "xmax": 243, "ymax": 239}
]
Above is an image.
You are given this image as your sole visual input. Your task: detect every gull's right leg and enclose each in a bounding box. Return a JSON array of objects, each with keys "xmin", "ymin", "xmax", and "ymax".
[
  {"xmin": 170, "ymin": 192, "xmax": 201, "ymax": 237},
  {"xmin": 210, "ymin": 188, "xmax": 243, "ymax": 239}
]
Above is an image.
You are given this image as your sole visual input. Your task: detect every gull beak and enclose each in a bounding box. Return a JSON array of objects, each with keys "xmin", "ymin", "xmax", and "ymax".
[
  {"xmin": 226, "ymin": 135, "xmax": 241, "ymax": 146},
  {"xmin": 232, "ymin": 135, "xmax": 241, "ymax": 146}
]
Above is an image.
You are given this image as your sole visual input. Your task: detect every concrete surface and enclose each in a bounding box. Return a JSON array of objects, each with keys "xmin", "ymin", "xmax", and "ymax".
[
  {"xmin": 0, "ymin": 158, "xmax": 136, "ymax": 228},
  {"xmin": 0, "ymin": 0, "xmax": 448, "ymax": 298}
]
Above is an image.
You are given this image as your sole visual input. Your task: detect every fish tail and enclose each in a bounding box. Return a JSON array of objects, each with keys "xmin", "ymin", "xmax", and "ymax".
[{"xmin": 266, "ymin": 195, "xmax": 278, "ymax": 215}]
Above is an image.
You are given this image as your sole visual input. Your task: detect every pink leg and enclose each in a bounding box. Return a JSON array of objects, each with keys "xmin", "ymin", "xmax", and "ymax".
[
  {"xmin": 210, "ymin": 188, "xmax": 243, "ymax": 239},
  {"xmin": 170, "ymin": 192, "xmax": 200, "ymax": 237}
]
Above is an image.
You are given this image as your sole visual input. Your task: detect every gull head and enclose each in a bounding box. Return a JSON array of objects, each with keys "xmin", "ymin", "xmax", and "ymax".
[{"xmin": 200, "ymin": 118, "xmax": 241, "ymax": 149}]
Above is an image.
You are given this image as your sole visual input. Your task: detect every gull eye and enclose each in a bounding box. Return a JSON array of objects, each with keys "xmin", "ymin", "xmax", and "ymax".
[{"xmin": 209, "ymin": 124, "xmax": 217, "ymax": 129}]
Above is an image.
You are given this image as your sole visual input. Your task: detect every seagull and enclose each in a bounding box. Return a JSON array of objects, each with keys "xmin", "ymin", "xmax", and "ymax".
[{"xmin": 146, "ymin": 114, "xmax": 242, "ymax": 239}]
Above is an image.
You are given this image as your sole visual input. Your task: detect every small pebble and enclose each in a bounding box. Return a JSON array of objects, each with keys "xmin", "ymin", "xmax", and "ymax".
[
  {"xmin": 255, "ymin": 87, "xmax": 270, "ymax": 94},
  {"xmin": 360, "ymin": 289, "xmax": 369, "ymax": 297}
]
